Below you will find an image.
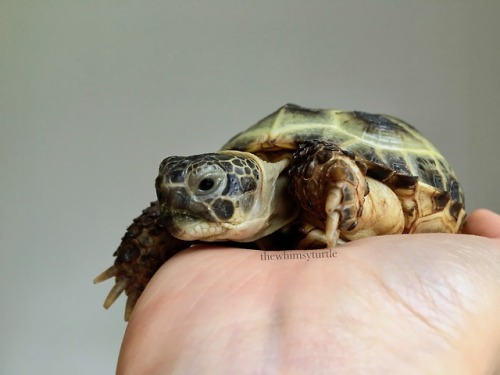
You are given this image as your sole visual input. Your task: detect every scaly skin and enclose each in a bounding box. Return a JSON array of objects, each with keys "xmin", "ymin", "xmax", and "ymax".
[{"xmin": 94, "ymin": 201, "xmax": 190, "ymax": 321}]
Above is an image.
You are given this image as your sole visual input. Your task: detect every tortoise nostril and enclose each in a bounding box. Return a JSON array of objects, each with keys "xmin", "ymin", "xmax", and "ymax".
[{"xmin": 170, "ymin": 170, "xmax": 186, "ymax": 183}]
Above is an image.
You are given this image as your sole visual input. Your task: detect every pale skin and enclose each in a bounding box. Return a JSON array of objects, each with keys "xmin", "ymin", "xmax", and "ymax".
[{"xmin": 117, "ymin": 209, "xmax": 500, "ymax": 374}]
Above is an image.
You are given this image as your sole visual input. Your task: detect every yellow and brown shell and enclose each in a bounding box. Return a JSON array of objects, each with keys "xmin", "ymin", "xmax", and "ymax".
[{"xmin": 223, "ymin": 104, "xmax": 465, "ymax": 229}]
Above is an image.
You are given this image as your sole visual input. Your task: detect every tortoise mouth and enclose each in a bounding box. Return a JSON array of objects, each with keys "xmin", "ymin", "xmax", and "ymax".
[{"xmin": 164, "ymin": 209, "xmax": 226, "ymax": 241}]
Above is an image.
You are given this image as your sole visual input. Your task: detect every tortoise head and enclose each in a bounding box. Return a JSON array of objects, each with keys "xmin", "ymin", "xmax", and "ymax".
[{"xmin": 155, "ymin": 150, "xmax": 296, "ymax": 242}]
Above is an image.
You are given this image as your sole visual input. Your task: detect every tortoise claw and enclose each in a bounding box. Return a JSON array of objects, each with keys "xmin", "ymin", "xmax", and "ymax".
[
  {"xmin": 103, "ymin": 278, "xmax": 127, "ymax": 309},
  {"xmin": 93, "ymin": 265, "xmax": 118, "ymax": 284},
  {"xmin": 125, "ymin": 290, "xmax": 141, "ymax": 321}
]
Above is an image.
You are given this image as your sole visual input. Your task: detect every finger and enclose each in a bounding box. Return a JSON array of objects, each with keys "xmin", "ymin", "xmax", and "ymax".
[{"xmin": 463, "ymin": 209, "xmax": 500, "ymax": 238}]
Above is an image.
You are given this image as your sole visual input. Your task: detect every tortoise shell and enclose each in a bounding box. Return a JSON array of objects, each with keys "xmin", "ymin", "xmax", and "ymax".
[{"xmin": 223, "ymin": 103, "xmax": 464, "ymax": 211}]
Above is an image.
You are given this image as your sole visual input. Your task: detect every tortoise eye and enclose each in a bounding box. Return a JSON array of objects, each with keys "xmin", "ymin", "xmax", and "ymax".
[
  {"xmin": 198, "ymin": 178, "xmax": 215, "ymax": 191},
  {"xmin": 188, "ymin": 167, "xmax": 226, "ymax": 197}
]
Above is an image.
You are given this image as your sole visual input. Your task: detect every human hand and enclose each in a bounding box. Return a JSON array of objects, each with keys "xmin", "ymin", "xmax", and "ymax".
[{"xmin": 117, "ymin": 210, "xmax": 500, "ymax": 375}]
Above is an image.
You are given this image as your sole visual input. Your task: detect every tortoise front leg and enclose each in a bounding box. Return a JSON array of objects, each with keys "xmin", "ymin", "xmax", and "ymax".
[
  {"xmin": 290, "ymin": 141, "xmax": 405, "ymax": 247},
  {"xmin": 290, "ymin": 141, "xmax": 366, "ymax": 247}
]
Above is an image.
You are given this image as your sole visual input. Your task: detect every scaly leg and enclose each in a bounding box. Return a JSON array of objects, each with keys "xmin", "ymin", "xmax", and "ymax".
[
  {"xmin": 290, "ymin": 141, "xmax": 367, "ymax": 248},
  {"xmin": 94, "ymin": 201, "xmax": 191, "ymax": 321}
]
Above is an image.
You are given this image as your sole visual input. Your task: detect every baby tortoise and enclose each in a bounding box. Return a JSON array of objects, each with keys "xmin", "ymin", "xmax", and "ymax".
[{"xmin": 95, "ymin": 104, "xmax": 466, "ymax": 320}]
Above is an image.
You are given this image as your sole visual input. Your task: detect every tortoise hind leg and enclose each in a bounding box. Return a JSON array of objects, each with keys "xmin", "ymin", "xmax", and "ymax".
[
  {"xmin": 343, "ymin": 176, "xmax": 405, "ymax": 241},
  {"xmin": 392, "ymin": 183, "xmax": 467, "ymax": 234},
  {"xmin": 94, "ymin": 201, "xmax": 191, "ymax": 320}
]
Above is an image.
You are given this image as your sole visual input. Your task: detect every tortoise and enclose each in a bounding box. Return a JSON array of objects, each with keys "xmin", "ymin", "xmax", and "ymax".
[{"xmin": 94, "ymin": 104, "xmax": 466, "ymax": 320}]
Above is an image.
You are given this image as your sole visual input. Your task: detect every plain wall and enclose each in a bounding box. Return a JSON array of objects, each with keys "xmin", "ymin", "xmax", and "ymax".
[{"xmin": 2, "ymin": 1, "xmax": 499, "ymax": 373}]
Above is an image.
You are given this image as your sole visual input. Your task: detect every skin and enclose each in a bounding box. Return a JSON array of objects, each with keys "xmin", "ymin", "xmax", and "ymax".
[{"xmin": 117, "ymin": 209, "xmax": 500, "ymax": 374}]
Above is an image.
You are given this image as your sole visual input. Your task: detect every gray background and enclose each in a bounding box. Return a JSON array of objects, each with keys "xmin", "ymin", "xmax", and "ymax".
[{"xmin": 2, "ymin": 1, "xmax": 499, "ymax": 373}]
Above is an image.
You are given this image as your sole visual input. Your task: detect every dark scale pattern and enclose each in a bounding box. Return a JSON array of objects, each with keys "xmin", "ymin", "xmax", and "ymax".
[
  {"xmin": 411, "ymin": 154, "xmax": 461, "ymax": 197},
  {"xmin": 385, "ymin": 154, "xmax": 412, "ymax": 175},
  {"xmin": 252, "ymin": 167, "xmax": 260, "ymax": 180},
  {"xmin": 433, "ymin": 191, "xmax": 451, "ymax": 211},
  {"xmin": 354, "ymin": 111, "xmax": 402, "ymax": 130},
  {"xmin": 416, "ymin": 156, "xmax": 436, "ymax": 167},
  {"xmin": 316, "ymin": 148, "xmax": 334, "ymax": 164},
  {"xmin": 241, "ymin": 176, "xmax": 257, "ymax": 192},
  {"xmin": 432, "ymin": 174, "xmax": 445, "ymax": 191},
  {"xmin": 365, "ymin": 163, "xmax": 394, "ymax": 181},
  {"xmin": 223, "ymin": 173, "xmax": 242, "ymax": 196},
  {"xmin": 388, "ymin": 174, "xmax": 419, "ymax": 190},
  {"xmin": 353, "ymin": 111, "xmax": 420, "ymax": 134},
  {"xmin": 450, "ymin": 201, "xmax": 464, "ymax": 220},
  {"xmin": 357, "ymin": 147, "xmax": 386, "ymax": 166},
  {"xmin": 221, "ymin": 161, "xmax": 236, "ymax": 172},
  {"xmin": 449, "ymin": 178, "xmax": 461, "ymax": 202},
  {"xmin": 233, "ymin": 158, "xmax": 244, "ymax": 167},
  {"xmin": 285, "ymin": 103, "xmax": 325, "ymax": 115},
  {"xmin": 169, "ymin": 170, "xmax": 186, "ymax": 183},
  {"xmin": 212, "ymin": 198, "xmax": 235, "ymax": 220}
]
